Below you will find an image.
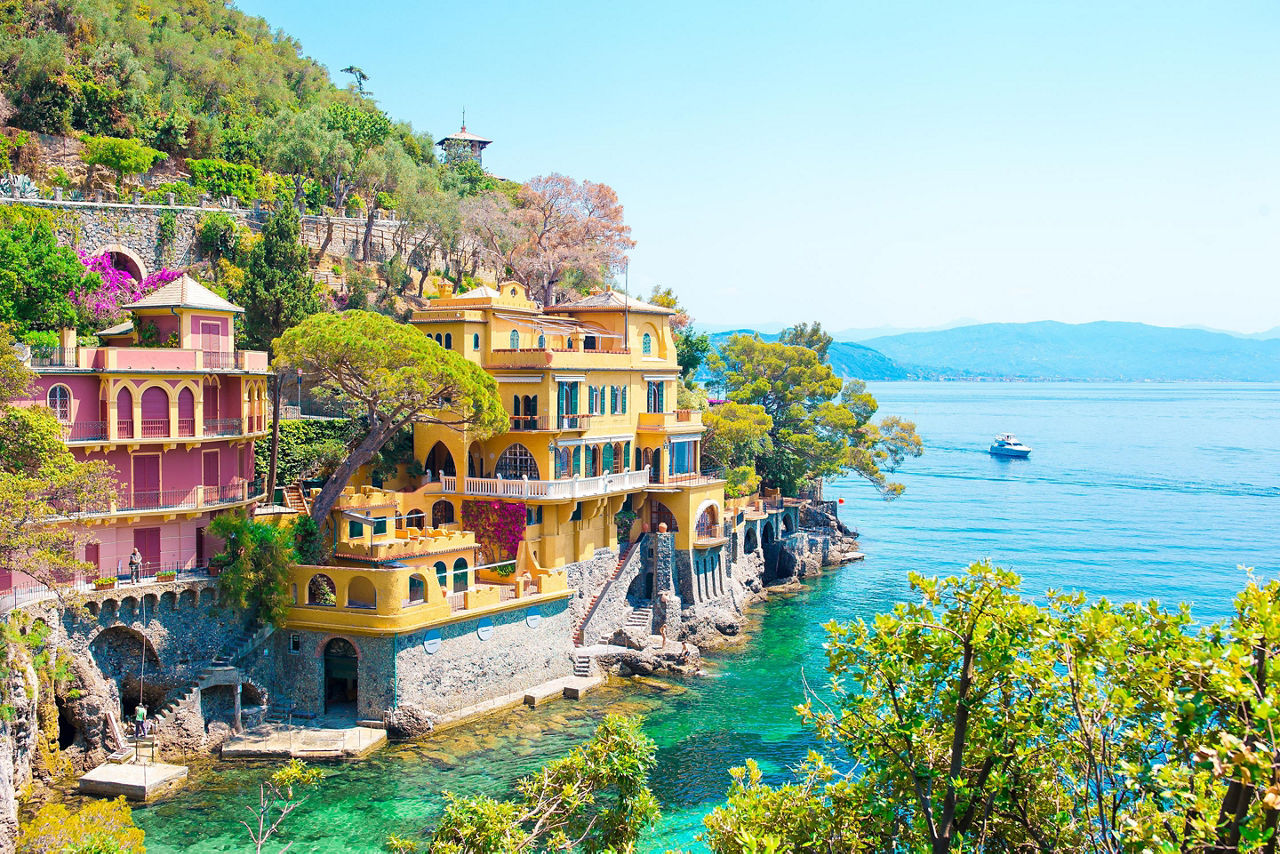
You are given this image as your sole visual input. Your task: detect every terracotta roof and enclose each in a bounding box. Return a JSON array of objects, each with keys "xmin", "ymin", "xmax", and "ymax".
[
  {"xmin": 123, "ymin": 274, "xmax": 243, "ymax": 313},
  {"xmin": 550, "ymin": 291, "xmax": 675, "ymax": 315}
]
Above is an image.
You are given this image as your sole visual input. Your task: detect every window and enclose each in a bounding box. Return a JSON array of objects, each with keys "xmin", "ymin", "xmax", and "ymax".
[
  {"xmin": 495, "ymin": 443, "xmax": 540, "ymax": 479},
  {"xmin": 610, "ymin": 386, "xmax": 618, "ymax": 413},
  {"xmin": 434, "ymin": 561, "xmax": 448, "ymax": 591},
  {"xmin": 570, "ymin": 502, "xmax": 582, "ymax": 522},
  {"xmin": 444, "ymin": 333, "xmax": 452, "ymax": 350},
  {"xmin": 373, "ymin": 516, "xmax": 388, "ymax": 536},
  {"xmin": 47, "ymin": 385, "xmax": 71, "ymax": 422},
  {"xmin": 526, "ymin": 505, "xmax": 543, "ymax": 525},
  {"xmin": 289, "ymin": 634, "xmax": 301, "ymax": 654},
  {"xmin": 572, "ymin": 446, "xmax": 581, "ymax": 474},
  {"xmin": 509, "ymin": 329, "xmax": 519, "ymax": 349},
  {"xmin": 348, "ymin": 520, "xmax": 364, "ymax": 539},
  {"xmin": 642, "ymin": 333, "xmax": 652, "ymax": 355},
  {"xmin": 452, "ymin": 558, "xmax": 469, "ymax": 593},
  {"xmin": 584, "ymin": 335, "xmax": 597, "ymax": 350},
  {"xmin": 431, "ymin": 500, "xmax": 454, "ymax": 526},
  {"xmin": 603, "ymin": 443, "xmax": 614, "ymax": 473},
  {"xmin": 537, "ymin": 333, "xmax": 546, "ymax": 349},
  {"xmin": 647, "ymin": 381, "xmax": 665, "ymax": 413},
  {"xmin": 621, "ymin": 386, "xmax": 627, "ymax": 413},
  {"xmin": 473, "ymin": 333, "xmax": 480, "ymax": 350}
]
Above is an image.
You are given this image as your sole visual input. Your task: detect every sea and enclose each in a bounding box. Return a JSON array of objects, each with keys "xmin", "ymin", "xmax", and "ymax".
[{"xmin": 131, "ymin": 382, "xmax": 1280, "ymax": 852}]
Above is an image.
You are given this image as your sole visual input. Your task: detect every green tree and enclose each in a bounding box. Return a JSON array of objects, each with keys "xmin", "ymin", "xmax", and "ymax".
[
  {"xmin": 778, "ymin": 321, "xmax": 833, "ymax": 363},
  {"xmin": 235, "ymin": 205, "xmax": 325, "ymax": 352},
  {"xmin": 17, "ymin": 795, "xmax": 144, "ymax": 853},
  {"xmin": 428, "ymin": 714, "xmax": 660, "ymax": 853},
  {"xmin": 0, "ymin": 211, "xmax": 99, "ymax": 334},
  {"xmin": 272, "ymin": 311, "xmax": 507, "ymax": 525},
  {"xmin": 207, "ymin": 512, "xmax": 295, "ymax": 628},
  {"xmin": 702, "ymin": 402, "xmax": 773, "ymax": 498},
  {"xmin": 706, "ymin": 334, "xmax": 922, "ymax": 496},
  {"xmin": 676, "ymin": 329, "xmax": 711, "ymax": 381},
  {"xmin": 80, "ymin": 135, "xmax": 166, "ymax": 191}
]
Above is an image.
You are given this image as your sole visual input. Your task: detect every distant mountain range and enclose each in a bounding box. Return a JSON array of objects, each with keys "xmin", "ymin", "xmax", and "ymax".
[{"xmin": 706, "ymin": 321, "xmax": 1280, "ymax": 382}]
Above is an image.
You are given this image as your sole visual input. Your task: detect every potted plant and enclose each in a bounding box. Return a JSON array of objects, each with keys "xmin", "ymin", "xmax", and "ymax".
[
  {"xmin": 93, "ymin": 576, "xmax": 117, "ymax": 591},
  {"xmin": 156, "ymin": 569, "xmax": 177, "ymax": 581}
]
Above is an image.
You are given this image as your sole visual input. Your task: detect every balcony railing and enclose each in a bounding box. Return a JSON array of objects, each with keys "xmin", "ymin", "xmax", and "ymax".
[
  {"xmin": 116, "ymin": 419, "xmax": 133, "ymax": 439},
  {"xmin": 63, "ymin": 420, "xmax": 108, "ymax": 442},
  {"xmin": 203, "ymin": 417, "xmax": 242, "ymax": 436},
  {"xmin": 177, "ymin": 418, "xmax": 196, "ymax": 437},
  {"xmin": 201, "ymin": 350, "xmax": 234, "ymax": 370},
  {"xmin": 509, "ymin": 414, "xmax": 549, "ymax": 431},
  {"xmin": 508, "ymin": 414, "xmax": 594, "ymax": 431},
  {"xmin": 664, "ymin": 469, "xmax": 724, "ymax": 486},
  {"xmin": 51, "ymin": 479, "xmax": 264, "ymax": 517},
  {"xmin": 556, "ymin": 414, "xmax": 591, "ymax": 430},
  {"xmin": 441, "ymin": 467, "xmax": 650, "ymax": 500},
  {"xmin": 29, "ymin": 346, "xmax": 76, "ymax": 368},
  {"xmin": 140, "ymin": 418, "xmax": 169, "ymax": 438}
]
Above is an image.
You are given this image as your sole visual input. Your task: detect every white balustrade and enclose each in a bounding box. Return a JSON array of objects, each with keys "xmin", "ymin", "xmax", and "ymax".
[{"xmin": 440, "ymin": 467, "xmax": 650, "ymax": 499}]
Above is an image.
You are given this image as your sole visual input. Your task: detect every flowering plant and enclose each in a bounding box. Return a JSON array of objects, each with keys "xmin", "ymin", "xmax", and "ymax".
[
  {"xmin": 70, "ymin": 251, "xmax": 185, "ymax": 320},
  {"xmin": 461, "ymin": 499, "xmax": 527, "ymax": 563}
]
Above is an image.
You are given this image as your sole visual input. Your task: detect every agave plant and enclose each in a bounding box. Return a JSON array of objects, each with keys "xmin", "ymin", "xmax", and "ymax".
[{"xmin": 0, "ymin": 173, "xmax": 40, "ymax": 199}]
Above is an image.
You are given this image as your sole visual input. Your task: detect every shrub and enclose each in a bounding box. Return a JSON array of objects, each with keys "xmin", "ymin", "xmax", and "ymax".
[
  {"xmin": 80, "ymin": 135, "xmax": 165, "ymax": 190},
  {"xmin": 156, "ymin": 209, "xmax": 177, "ymax": 246},
  {"xmin": 196, "ymin": 211, "xmax": 239, "ymax": 260},
  {"xmin": 142, "ymin": 181, "xmax": 201, "ymax": 205},
  {"xmin": 17, "ymin": 796, "xmax": 144, "ymax": 853},
  {"xmin": 187, "ymin": 157, "xmax": 263, "ymax": 202}
]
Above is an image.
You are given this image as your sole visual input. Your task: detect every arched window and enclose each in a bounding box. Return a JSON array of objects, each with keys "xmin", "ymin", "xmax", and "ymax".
[
  {"xmin": 176, "ymin": 387, "xmax": 195, "ymax": 436},
  {"xmin": 347, "ymin": 575, "xmax": 376, "ymax": 609},
  {"xmin": 572, "ymin": 445, "xmax": 581, "ymax": 475},
  {"xmin": 642, "ymin": 333, "xmax": 652, "ymax": 355},
  {"xmin": 307, "ymin": 574, "xmax": 336, "ymax": 605},
  {"xmin": 473, "ymin": 333, "xmax": 480, "ymax": 350},
  {"xmin": 432, "ymin": 499, "xmax": 455, "ymax": 526},
  {"xmin": 434, "ymin": 561, "xmax": 448, "ymax": 592},
  {"xmin": 452, "ymin": 557, "xmax": 469, "ymax": 593},
  {"xmin": 140, "ymin": 386, "xmax": 170, "ymax": 438},
  {"xmin": 555, "ymin": 447, "xmax": 571, "ymax": 479},
  {"xmin": 47, "ymin": 385, "xmax": 71, "ymax": 422},
  {"xmin": 405, "ymin": 509, "xmax": 426, "ymax": 530},
  {"xmin": 651, "ymin": 501, "xmax": 679, "ymax": 532},
  {"xmin": 537, "ymin": 333, "xmax": 546, "ymax": 349},
  {"xmin": 602, "ymin": 443, "xmax": 614, "ymax": 473},
  {"xmin": 495, "ymin": 444, "xmax": 539, "ymax": 480},
  {"xmin": 584, "ymin": 445, "xmax": 597, "ymax": 478},
  {"xmin": 424, "ymin": 441, "xmax": 456, "ymax": 479},
  {"xmin": 408, "ymin": 574, "xmax": 426, "ymax": 604},
  {"xmin": 509, "ymin": 329, "xmax": 519, "ymax": 349},
  {"xmin": 696, "ymin": 505, "xmax": 720, "ymax": 539},
  {"xmin": 444, "ymin": 332, "xmax": 453, "ymax": 350}
]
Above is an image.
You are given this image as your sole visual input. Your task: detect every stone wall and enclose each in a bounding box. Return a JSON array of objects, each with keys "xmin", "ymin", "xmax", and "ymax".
[
  {"xmin": 573, "ymin": 541, "xmax": 649, "ymax": 646},
  {"xmin": 564, "ymin": 547, "xmax": 622, "ymax": 632}
]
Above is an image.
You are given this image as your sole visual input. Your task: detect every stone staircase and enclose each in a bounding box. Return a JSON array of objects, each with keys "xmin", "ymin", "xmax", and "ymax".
[
  {"xmin": 282, "ymin": 484, "xmax": 308, "ymax": 513},
  {"xmin": 624, "ymin": 605, "xmax": 654, "ymax": 633},
  {"xmin": 571, "ymin": 651, "xmax": 593, "ymax": 678},
  {"xmin": 573, "ymin": 537, "xmax": 644, "ymax": 646},
  {"xmin": 153, "ymin": 622, "xmax": 276, "ymax": 729}
]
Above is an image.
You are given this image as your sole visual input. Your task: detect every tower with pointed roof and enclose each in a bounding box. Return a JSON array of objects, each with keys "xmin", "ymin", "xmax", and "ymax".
[{"xmin": 436, "ymin": 110, "xmax": 492, "ymax": 166}]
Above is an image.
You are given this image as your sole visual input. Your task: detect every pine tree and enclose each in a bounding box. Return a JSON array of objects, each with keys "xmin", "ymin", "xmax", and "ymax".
[{"xmin": 236, "ymin": 206, "xmax": 324, "ymax": 354}]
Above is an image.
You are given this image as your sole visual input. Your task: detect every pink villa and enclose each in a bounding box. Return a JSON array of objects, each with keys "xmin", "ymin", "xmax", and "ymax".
[{"xmin": 12, "ymin": 275, "xmax": 271, "ymax": 583}]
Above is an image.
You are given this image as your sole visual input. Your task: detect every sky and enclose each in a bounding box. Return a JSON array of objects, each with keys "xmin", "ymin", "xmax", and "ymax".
[{"xmin": 237, "ymin": 0, "xmax": 1280, "ymax": 334}]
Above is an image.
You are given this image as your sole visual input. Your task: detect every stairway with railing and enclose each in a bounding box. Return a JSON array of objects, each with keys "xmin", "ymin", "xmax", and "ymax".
[{"xmin": 573, "ymin": 536, "xmax": 646, "ymax": 646}]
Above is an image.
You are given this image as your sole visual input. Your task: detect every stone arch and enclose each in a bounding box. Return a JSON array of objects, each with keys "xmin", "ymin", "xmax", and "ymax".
[
  {"xmin": 142, "ymin": 593, "xmax": 159, "ymax": 615},
  {"xmin": 198, "ymin": 587, "xmax": 215, "ymax": 606},
  {"xmin": 179, "ymin": 589, "xmax": 197, "ymax": 609},
  {"xmin": 405, "ymin": 508, "xmax": 426, "ymax": 530},
  {"xmin": 346, "ymin": 575, "xmax": 376, "ymax": 609},
  {"xmin": 782, "ymin": 511, "xmax": 796, "ymax": 534},
  {"xmin": 307, "ymin": 573, "xmax": 336, "ymax": 605},
  {"xmin": 322, "ymin": 637, "xmax": 359, "ymax": 714},
  {"xmin": 424, "ymin": 441, "xmax": 456, "ymax": 479},
  {"xmin": 93, "ymin": 243, "xmax": 147, "ymax": 283},
  {"xmin": 744, "ymin": 525, "xmax": 759, "ymax": 553},
  {"xmin": 762, "ymin": 519, "xmax": 776, "ymax": 547},
  {"xmin": 86, "ymin": 601, "xmax": 100, "ymax": 618},
  {"xmin": 695, "ymin": 502, "xmax": 721, "ymax": 539},
  {"xmin": 160, "ymin": 591, "xmax": 177, "ymax": 612},
  {"xmin": 431, "ymin": 499, "xmax": 454, "ymax": 526},
  {"xmin": 495, "ymin": 443, "xmax": 539, "ymax": 480}
]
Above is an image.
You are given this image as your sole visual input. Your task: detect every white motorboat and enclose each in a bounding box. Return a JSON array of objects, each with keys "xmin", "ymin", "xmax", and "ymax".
[{"xmin": 989, "ymin": 433, "xmax": 1031, "ymax": 458}]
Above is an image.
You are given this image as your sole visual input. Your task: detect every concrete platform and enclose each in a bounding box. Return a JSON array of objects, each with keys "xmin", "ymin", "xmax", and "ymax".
[
  {"xmin": 521, "ymin": 675, "xmax": 605, "ymax": 706},
  {"xmin": 220, "ymin": 723, "xmax": 386, "ymax": 760},
  {"xmin": 79, "ymin": 761, "xmax": 188, "ymax": 801},
  {"xmin": 562, "ymin": 675, "xmax": 602, "ymax": 700}
]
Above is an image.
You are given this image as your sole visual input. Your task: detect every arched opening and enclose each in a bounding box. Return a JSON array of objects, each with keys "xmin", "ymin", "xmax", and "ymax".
[
  {"xmin": 105, "ymin": 250, "xmax": 143, "ymax": 283},
  {"xmin": 452, "ymin": 558, "xmax": 469, "ymax": 593},
  {"xmin": 763, "ymin": 520, "xmax": 776, "ymax": 547},
  {"xmin": 467, "ymin": 441, "xmax": 483, "ymax": 477},
  {"xmin": 602, "ymin": 443, "xmax": 614, "ymax": 474},
  {"xmin": 508, "ymin": 329, "xmax": 519, "ymax": 349},
  {"xmin": 554, "ymin": 447, "xmax": 571, "ymax": 479},
  {"xmin": 347, "ymin": 575, "xmax": 376, "ymax": 609},
  {"xmin": 495, "ymin": 444, "xmax": 539, "ymax": 480},
  {"xmin": 444, "ymin": 332, "xmax": 453, "ymax": 350},
  {"xmin": 641, "ymin": 333, "xmax": 652, "ymax": 355},
  {"xmin": 424, "ymin": 441, "xmax": 456, "ymax": 480},
  {"xmin": 47, "ymin": 384, "xmax": 71, "ymax": 422},
  {"xmin": 651, "ymin": 501, "xmax": 679, "ymax": 533},
  {"xmin": 405, "ymin": 509, "xmax": 426, "ymax": 530},
  {"xmin": 90, "ymin": 626, "xmax": 163, "ymax": 721},
  {"xmin": 307, "ymin": 573, "xmax": 336, "ymax": 606},
  {"xmin": 408, "ymin": 574, "xmax": 426, "ymax": 604},
  {"xmin": 140, "ymin": 386, "xmax": 169, "ymax": 438},
  {"xmin": 744, "ymin": 526, "xmax": 759, "ymax": 553},
  {"xmin": 696, "ymin": 505, "xmax": 720, "ymax": 539},
  {"xmin": 323, "ymin": 637, "xmax": 358, "ymax": 715},
  {"xmin": 521, "ymin": 395, "xmax": 537, "ymax": 429},
  {"xmin": 433, "ymin": 561, "xmax": 448, "ymax": 593},
  {"xmin": 473, "ymin": 333, "xmax": 480, "ymax": 350},
  {"xmin": 431, "ymin": 499, "xmax": 454, "ymax": 526},
  {"xmin": 649, "ymin": 449, "xmax": 662, "ymax": 483},
  {"xmin": 537, "ymin": 333, "xmax": 546, "ymax": 349},
  {"xmin": 176, "ymin": 387, "xmax": 195, "ymax": 436},
  {"xmin": 782, "ymin": 512, "xmax": 796, "ymax": 534},
  {"xmin": 115, "ymin": 387, "xmax": 134, "ymax": 438},
  {"xmin": 56, "ymin": 695, "xmax": 78, "ymax": 749}
]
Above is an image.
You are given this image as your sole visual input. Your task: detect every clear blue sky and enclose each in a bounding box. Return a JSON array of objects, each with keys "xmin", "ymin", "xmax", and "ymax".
[{"xmin": 238, "ymin": 0, "xmax": 1280, "ymax": 334}]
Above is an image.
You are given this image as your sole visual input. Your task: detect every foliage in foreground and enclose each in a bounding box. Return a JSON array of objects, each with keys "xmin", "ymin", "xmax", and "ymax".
[
  {"xmin": 240, "ymin": 759, "xmax": 324, "ymax": 854},
  {"xmin": 425, "ymin": 714, "xmax": 660, "ymax": 853},
  {"xmin": 17, "ymin": 795, "xmax": 144, "ymax": 853},
  {"xmin": 208, "ymin": 511, "xmax": 296, "ymax": 627},
  {"xmin": 702, "ymin": 562, "xmax": 1280, "ymax": 853}
]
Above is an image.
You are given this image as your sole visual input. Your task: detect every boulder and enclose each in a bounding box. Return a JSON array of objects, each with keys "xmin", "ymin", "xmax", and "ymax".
[{"xmin": 384, "ymin": 704, "xmax": 436, "ymax": 739}]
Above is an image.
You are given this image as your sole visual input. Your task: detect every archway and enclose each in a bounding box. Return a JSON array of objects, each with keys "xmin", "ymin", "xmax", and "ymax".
[
  {"xmin": 466, "ymin": 441, "xmax": 483, "ymax": 477},
  {"xmin": 424, "ymin": 441, "xmax": 456, "ymax": 480},
  {"xmin": 115, "ymin": 387, "xmax": 134, "ymax": 438},
  {"xmin": 762, "ymin": 520, "xmax": 776, "ymax": 547},
  {"xmin": 649, "ymin": 449, "xmax": 661, "ymax": 483},
  {"xmin": 346, "ymin": 575, "xmax": 376, "ymax": 609},
  {"xmin": 745, "ymin": 526, "xmax": 759, "ymax": 553},
  {"xmin": 140, "ymin": 386, "xmax": 169, "ymax": 438},
  {"xmin": 307, "ymin": 573, "xmax": 336, "ymax": 605},
  {"xmin": 323, "ymin": 637, "xmax": 358, "ymax": 715},
  {"xmin": 782, "ymin": 512, "xmax": 796, "ymax": 535},
  {"xmin": 452, "ymin": 558, "xmax": 469, "ymax": 593},
  {"xmin": 695, "ymin": 505, "xmax": 720, "ymax": 539},
  {"xmin": 90, "ymin": 625, "xmax": 163, "ymax": 720},
  {"xmin": 405, "ymin": 509, "xmax": 426, "ymax": 530},
  {"xmin": 176, "ymin": 387, "xmax": 195, "ymax": 437},
  {"xmin": 651, "ymin": 501, "xmax": 679, "ymax": 533},
  {"xmin": 431, "ymin": 499, "xmax": 454, "ymax": 526},
  {"xmin": 94, "ymin": 245, "xmax": 146, "ymax": 283}
]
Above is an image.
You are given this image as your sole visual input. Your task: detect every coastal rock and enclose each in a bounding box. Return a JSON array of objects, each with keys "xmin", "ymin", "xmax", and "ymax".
[
  {"xmin": 204, "ymin": 721, "xmax": 233, "ymax": 750},
  {"xmin": 384, "ymin": 704, "xmax": 437, "ymax": 739},
  {"xmin": 0, "ymin": 658, "xmax": 39, "ymax": 854},
  {"xmin": 608, "ymin": 624, "xmax": 652, "ymax": 651},
  {"xmin": 60, "ymin": 654, "xmax": 118, "ymax": 772},
  {"xmin": 596, "ymin": 639, "xmax": 702, "ymax": 678}
]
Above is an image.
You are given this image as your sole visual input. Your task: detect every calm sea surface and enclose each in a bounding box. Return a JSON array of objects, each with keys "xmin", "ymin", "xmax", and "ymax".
[{"xmin": 132, "ymin": 382, "xmax": 1280, "ymax": 852}]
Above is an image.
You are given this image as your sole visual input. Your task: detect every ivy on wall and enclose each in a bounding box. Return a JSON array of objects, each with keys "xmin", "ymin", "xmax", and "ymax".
[
  {"xmin": 253, "ymin": 418, "xmax": 359, "ymax": 485},
  {"xmin": 461, "ymin": 499, "xmax": 527, "ymax": 564}
]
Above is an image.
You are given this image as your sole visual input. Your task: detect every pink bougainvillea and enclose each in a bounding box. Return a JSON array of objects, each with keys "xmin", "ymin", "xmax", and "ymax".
[
  {"xmin": 70, "ymin": 251, "xmax": 185, "ymax": 320},
  {"xmin": 461, "ymin": 499, "xmax": 527, "ymax": 564}
]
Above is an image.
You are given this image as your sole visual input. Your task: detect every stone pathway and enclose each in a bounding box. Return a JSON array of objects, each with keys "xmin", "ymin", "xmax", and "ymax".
[{"xmin": 220, "ymin": 722, "xmax": 386, "ymax": 759}]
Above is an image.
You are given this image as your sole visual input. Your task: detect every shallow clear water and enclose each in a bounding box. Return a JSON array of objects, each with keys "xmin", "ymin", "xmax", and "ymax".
[{"xmin": 131, "ymin": 382, "xmax": 1280, "ymax": 852}]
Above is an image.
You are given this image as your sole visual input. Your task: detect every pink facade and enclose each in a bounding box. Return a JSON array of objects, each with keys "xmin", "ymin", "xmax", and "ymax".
[{"xmin": 13, "ymin": 282, "xmax": 273, "ymax": 583}]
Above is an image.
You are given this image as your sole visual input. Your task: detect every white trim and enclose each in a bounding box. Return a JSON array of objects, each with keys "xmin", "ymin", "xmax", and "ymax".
[
  {"xmin": 642, "ymin": 373, "xmax": 678, "ymax": 381},
  {"xmin": 668, "ymin": 435, "xmax": 699, "ymax": 445},
  {"xmin": 493, "ymin": 375, "xmax": 542, "ymax": 384},
  {"xmin": 554, "ymin": 434, "xmax": 633, "ymax": 448},
  {"xmin": 553, "ymin": 374, "xmax": 587, "ymax": 382}
]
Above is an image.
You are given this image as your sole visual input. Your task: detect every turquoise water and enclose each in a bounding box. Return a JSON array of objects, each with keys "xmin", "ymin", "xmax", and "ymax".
[{"xmin": 132, "ymin": 382, "xmax": 1280, "ymax": 852}]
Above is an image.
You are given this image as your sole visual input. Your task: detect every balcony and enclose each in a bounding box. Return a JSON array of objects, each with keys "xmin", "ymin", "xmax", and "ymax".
[
  {"xmin": 636, "ymin": 409, "xmax": 703, "ymax": 431},
  {"xmin": 507, "ymin": 413, "xmax": 592, "ymax": 432},
  {"xmin": 203, "ymin": 417, "xmax": 243, "ymax": 437},
  {"xmin": 53, "ymin": 479, "xmax": 264, "ymax": 518},
  {"xmin": 30, "ymin": 345, "xmax": 271, "ymax": 373},
  {"xmin": 441, "ymin": 467, "xmax": 650, "ymax": 500},
  {"xmin": 484, "ymin": 346, "xmax": 637, "ymax": 372},
  {"xmin": 64, "ymin": 416, "xmax": 260, "ymax": 444}
]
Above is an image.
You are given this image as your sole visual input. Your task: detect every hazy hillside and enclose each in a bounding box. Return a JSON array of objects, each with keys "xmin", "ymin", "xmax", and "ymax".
[
  {"xmin": 706, "ymin": 330, "xmax": 922, "ymax": 381},
  {"xmin": 863, "ymin": 321, "xmax": 1280, "ymax": 381}
]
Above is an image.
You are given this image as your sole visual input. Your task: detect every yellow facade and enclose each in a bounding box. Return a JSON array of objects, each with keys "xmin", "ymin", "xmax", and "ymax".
[{"xmin": 409, "ymin": 283, "xmax": 727, "ymax": 566}]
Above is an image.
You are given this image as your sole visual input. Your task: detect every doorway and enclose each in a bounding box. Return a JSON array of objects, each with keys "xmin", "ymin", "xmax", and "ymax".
[{"xmin": 323, "ymin": 637, "xmax": 358, "ymax": 716}]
